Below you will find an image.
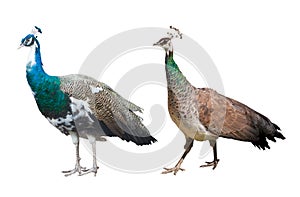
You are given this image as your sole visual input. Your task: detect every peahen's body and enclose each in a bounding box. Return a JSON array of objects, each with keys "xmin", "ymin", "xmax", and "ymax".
[
  {"xmin": 20, "ymin": 27, "xmax": 156, "ymax": 176},
  {"xmin": 154, "ymin": 27, "xmax": 285, "ymax": 175}
]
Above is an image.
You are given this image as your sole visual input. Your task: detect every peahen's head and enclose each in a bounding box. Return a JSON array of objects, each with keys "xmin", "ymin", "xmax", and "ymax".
[
  {"xmin": 153, "ymin": 37, "xmax": 172, "ymax": 51},
  {"xmin": 19, "ymin": 26, "xmax": 42, "ymax": 49},
  {"xmin": 153, "ymin": 26, "xmax": 182, "ymax": 53}
]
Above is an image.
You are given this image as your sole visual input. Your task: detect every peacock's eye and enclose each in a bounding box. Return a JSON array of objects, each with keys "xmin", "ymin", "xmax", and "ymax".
[
  {"xmin": 25, "ymin": 38, "xmax": 31, "ymax": 44},
  {"xmin": 24, "ymin": 37, "xmax": 33, "ymax": 46}
]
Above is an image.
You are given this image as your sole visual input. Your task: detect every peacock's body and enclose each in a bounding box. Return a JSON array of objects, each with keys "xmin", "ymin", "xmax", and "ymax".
[
  {"xmin": 20, "ymin": 27, "xmax": 156, "ymax": 176},
  {"xmin": 154, "ymin": 26, "xmax": 285, "ymax": 175}
]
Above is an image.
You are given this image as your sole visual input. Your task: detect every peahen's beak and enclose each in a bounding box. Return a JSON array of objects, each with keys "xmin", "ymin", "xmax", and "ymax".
[{"xmin": 153, "ymin": 40, "xmax": 162, "ymax": 46}]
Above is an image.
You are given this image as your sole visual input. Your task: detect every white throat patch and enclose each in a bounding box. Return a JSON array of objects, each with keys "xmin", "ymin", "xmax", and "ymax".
[{"xmin": 26, "ymin": 44, "xmax": 37, "ymax": 68}]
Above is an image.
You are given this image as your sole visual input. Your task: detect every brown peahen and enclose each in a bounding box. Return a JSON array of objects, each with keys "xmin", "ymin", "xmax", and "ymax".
[{"xmin": 153, "ymin": 26, "xmax": 285, "ymax": 175}]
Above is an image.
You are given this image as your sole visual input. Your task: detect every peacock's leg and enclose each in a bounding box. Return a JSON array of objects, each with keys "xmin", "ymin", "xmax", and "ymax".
[
  {"xmin": 62, "ymin": 132, "xmax": 86, "ymax": 176},
  {"xmin": 80, "ymin": 136, "xmax": 99, "ymax": 176}
]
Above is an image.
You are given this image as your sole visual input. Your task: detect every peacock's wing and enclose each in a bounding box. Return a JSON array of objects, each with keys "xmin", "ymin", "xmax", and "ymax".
[{"xmin": 60, "ymin": 74, "xmax": 156, "ymax": 145}]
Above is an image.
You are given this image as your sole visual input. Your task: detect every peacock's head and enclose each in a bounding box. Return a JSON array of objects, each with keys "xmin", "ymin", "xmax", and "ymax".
[
  {"xmin": 18, "ymin": 26, "xmax": 42, "ymax": 49},
  {"xmin": 153, "ymin": 26, "xmax": 182, "ymax": 53}
]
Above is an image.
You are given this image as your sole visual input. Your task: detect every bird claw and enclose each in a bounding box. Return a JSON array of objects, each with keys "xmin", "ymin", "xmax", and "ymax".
[
  {"xmin": 161, "ymin": 166, "xmax": 185, "ymax": 175},
  {"xmin": 200, "ymin": 159, "xmax": 220, "ymax": 170},
  {"xmin": 80, "ymin": 166, "xmax": 99, "ymax": 177},
  {"xmin": 62, "ymin": 165, "xmax": 87, "ymax": 177}
]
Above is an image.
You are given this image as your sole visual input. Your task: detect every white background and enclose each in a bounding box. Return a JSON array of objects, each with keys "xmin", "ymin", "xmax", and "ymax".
[{"xmin": 1, "ymin": 0, "xmax": 299, "ymax": 196}]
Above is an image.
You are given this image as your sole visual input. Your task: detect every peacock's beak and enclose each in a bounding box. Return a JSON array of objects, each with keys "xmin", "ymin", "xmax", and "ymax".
[{"xmin": 17, "ymin": 44, "xmax": 24, "ymax": 49}]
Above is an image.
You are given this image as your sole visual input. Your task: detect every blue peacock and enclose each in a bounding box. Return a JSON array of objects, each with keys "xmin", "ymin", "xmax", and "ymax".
[{"xmin": 19, "ymin": 26, "xmax": 156, "ymax": 176}]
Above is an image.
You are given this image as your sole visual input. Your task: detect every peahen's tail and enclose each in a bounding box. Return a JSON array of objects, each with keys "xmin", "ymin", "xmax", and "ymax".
[{"xmin": 252, "ymin": 123, "xmax": 285, "ymax": 150}]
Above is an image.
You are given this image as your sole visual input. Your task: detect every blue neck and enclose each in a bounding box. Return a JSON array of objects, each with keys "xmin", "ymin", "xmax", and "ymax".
[
  {"xmin": 26, "ymin": 41, "xmax": 51, "ymax": 93},
  {"xmin": 33, "ymin": 41, "xmax": 42, "ymax": 67},
  {"xmin": 25, "ymin": 39, "xmax": 71, "ymax": 119}
]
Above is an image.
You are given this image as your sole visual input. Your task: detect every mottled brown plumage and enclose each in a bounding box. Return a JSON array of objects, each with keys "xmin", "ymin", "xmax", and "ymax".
[
  {"xmin": 154, "ymin": 27, "xmax": 285, "ymax": 175},
  {"xmin": 196, "ymin": 88, "xmax": 284, "ymax": 149}
]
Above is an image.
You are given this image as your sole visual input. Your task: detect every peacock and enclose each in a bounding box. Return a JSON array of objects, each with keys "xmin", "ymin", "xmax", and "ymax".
[
  {"xmin": 153, "ymin": 26, "xmax": 285, "ymax": 175},
  {"xmin": 19, "ymin": 26, "xmax": 157, "ymax": 176}
]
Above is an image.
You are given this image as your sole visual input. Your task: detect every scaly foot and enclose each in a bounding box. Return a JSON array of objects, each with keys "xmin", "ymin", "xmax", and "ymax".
[
  {"xmin": 62, "ymin": 164, "xmax": 87, "ymax": 177},
  {"xmin": 162, "ymin": 166, "xmax": 185, "ymax": 175},
  {"xmin": 80, "ymin": 166, "xmax": 99, "ymax": 177},
  {"xmin": 200, "ymin": 159, "xmax": 220, "ymax": 170},
  {"xmin": 162, "ymin": 158, "xmax": 185, "ymax": 175}
]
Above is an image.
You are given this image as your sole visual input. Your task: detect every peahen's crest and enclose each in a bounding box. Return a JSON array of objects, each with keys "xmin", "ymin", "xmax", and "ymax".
[{"xmin": 153, "ymin": 26, "xmax": 182, "ymax": 53}]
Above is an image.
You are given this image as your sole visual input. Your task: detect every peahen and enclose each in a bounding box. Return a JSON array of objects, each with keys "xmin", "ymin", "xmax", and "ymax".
[
  {"xmin": 153, "ymin": 26, "xmax": 285, "ymax": 175},
  {"xmin": 19, "ymin": 26, "xmax": 157, "ymax": 176}
]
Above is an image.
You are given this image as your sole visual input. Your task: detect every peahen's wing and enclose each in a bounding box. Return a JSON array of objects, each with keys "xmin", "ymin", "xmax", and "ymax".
[
  {"xmin": 60, "ymin": 74, "xmax": 156, "ymax": 145},
  {"xmin": 197, "ymin": 88, "xmax": 284, "ymax": 149}
]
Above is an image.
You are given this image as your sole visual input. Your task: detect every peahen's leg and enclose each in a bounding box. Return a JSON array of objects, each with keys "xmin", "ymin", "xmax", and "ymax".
[
  {"xmin": 162, "ymin": 137, "xmax": 194, "ymax": 175},
  {"xmin": 200, "ymin": 141, "xmax": 219, "ymax": 170},
  {"xmin": 62, "ymin": 132, "xmax": 86, "ymax": 176}
]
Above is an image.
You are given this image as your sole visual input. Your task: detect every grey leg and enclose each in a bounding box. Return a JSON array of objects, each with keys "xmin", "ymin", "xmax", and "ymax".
[
  {"xmin": 81, "ymin": 135, "xmax": 99, "ymax": 176},
  {"xmin": 62, "ymin": 132, "xmax": 86, "ymax": 176}
]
